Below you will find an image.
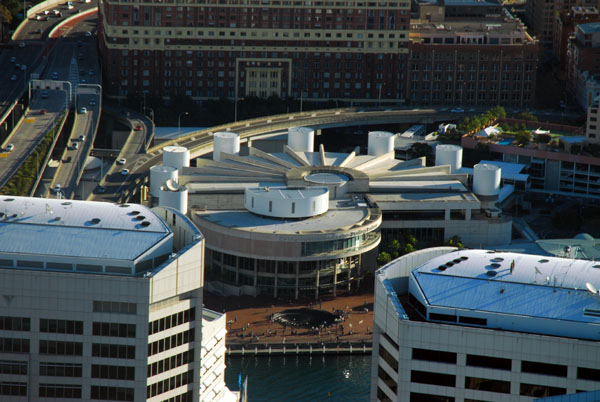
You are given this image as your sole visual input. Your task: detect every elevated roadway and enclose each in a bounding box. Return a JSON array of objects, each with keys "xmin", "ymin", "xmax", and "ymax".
[{"xmin": 89, "ymin": 107, "xmax": 458, "ymax": 203}]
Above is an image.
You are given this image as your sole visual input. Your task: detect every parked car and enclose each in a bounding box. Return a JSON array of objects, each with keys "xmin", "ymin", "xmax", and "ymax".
[
  {"xmin": 63, "ymin": 156, "xmax": 72, "ymax": 163},
  {"xmin": 134, "ymin": 124, "xmax": 142, "ymax": 131},
  {"xmin": 10, "ymin": 75, "xmax": 16, "ymax": 81},
  {"xmin": 89, "ymin": 99, "xmax": 96, "ymax": 106},
  {"xmin": 78, "ymin": 135, "xmax": 85, "ymax": 141},
  {"xmin": 5, "ymin": 144, "xmax": 14, "ymax": 152},
  {"xmin": 451, "ymin": 107, "xmax": 465, "ymax": 113},
  {"xmin": 120, "ymin": 169, "xmax": 130, "ymax": 176},
  {"xmin": 97, "ymin": 185, "xmax": 106, "ymax": 193},
  {"xmin": 79, "ymin": 107, "xmax": 87, "ymax": 114},
  {"xmin": 10, "ymin": 56, "xmax": 15, "ymax": 63},
  {"xmin": 53, "ymin": 184, "xmax": 61, "ymax": 193},
  {"xmin": 19, "ymin": 42, "xmax": 25, "ymax": 48},
  {"xmin": 117, "ymin": 158, "xmax": 126, "ymax": 165},
  {"xmin": 72, "ymin": 142, "xmax": 79, "ymax": 150}
]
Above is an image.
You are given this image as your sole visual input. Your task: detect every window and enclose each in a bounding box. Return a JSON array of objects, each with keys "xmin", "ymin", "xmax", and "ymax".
[
  {"xmin": 147, "ymin": 349, "xmax": 194, "ymax": 378},
  {"xmin": 379, "ymin": 344, "xmax": 398, "ymax": 371},
  {"xmin": 465, "ymin": 377, "xmax": 510, "ymax": 394},
  {"xmin": 92, "ymin": 343, "xmax": 136, "ymax": 360},
  {"xmin": 519, "ymin": 383, "xmax": 566, "ymax": 397},
  {"xmin": 429, "ymin": 313, "xmax": 456, "ymax": 323},
  {"xmin": 40, "ymin": 363, "xmax": 82, "ymax": 377},
  {"xmin": 467, "ymin": 354, "xmax": 511, "ymax": 371},
  {"xmin": 413, "ymin": 348, "xmax": 457, "ymax": 364},
  {"xmin": 459, "ymin": 316, "xmax": 487, "ymax": 326},
  {"xmin": 93, "ymin": 322, "xmax": 136, "ymax": 338},
  {"xmin": 146, "ymin": 370, "xmax": 194, "ymax": 398},
  {"xmin": 0, "ymin": 382, "xmax": 26, "ymax": 396},
  {"xmin": 39, "ymin": 384, "xmax": 81, "ymax": 398},
  {"xmin": 148, "ymin": 308, "xmax": 195, "ymax": 335},
  {"xmin": 521, "ymin": 361, "xmax": 567, "ymax": 377},
  {"xmin": 92, "ymin": 364, "xmax": 135, "ymax": 381},
  {"xmin": 40, "ymin": 319, "xmax": 83, "ymax": 334},
  {"xmin": 578, "ymin": 367, "xmax": 600, "ymax": 381},
  {"xmin": 91, "ymin": 386, "xmax": 134, "ymax": 401},
  {"xmin": 148, "ymin": 328, "xmax": 195, "ymax": 356},
  {"xmin": 39, "ymin": 340, "xmax": 82, "ymax": 356},
  {"xmin": 0, "ymin": 316, "xmax": 30, "ymax": 331},
  {"xmin": 0, "ymin": 361, "xmax": 27, "ymax": 375},
  {"xmin": 0, "ymin": 338, "xmax": 29, "ymax": 353},
  {"xmin": 93, "ymin": 301, "xmax": 137, "ymax": 315},
  {"xmin": 378, "ymin": 365, "xmax": 397, "ymax": 393},
  {"xmin": 412, "ymin": 370, "xmax": 455, "ymax": 387}
]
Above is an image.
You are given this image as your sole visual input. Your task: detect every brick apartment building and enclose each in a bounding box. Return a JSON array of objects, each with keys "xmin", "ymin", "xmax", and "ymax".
[
  {"xmin": 406, "ymin": 14, "xmax": 539, "ymax": 107},
  {"xmin": 98, "ymin": 0, "xmax": 411, "ymax": 103},
  {"xmin": 554, "ymin": 6, "xmax": 600, "ymax": 79},
  {"xmin": 568, "ymin": 22, "xmax": 600, "ymax": 107},
  {"xmin": 526, "ymin": 0, "xmax": 600, "ymax": 46}
]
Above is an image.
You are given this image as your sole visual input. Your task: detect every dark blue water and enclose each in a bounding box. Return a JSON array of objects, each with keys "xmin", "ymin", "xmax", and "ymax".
[{"xmin": 225, "ymin": 355, "xmax": 372, "ymax": 402}]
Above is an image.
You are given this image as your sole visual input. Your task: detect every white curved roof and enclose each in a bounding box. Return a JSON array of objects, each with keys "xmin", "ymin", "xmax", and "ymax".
[{"xmin": 0, "ymin": 196, "xmax": 170, "ymax": 260}]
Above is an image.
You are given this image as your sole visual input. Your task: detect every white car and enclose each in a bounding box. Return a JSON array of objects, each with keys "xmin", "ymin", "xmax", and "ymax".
[
  {"xmin": 451, "ymin": 107, "xmax": 465, "ymax": 113},
  {"xmin": 117, "ymin": 158, "xmax": 126, "ymax": 165},
  {"xmin": 10, "ymin": 75, "xmax": 16, "ymax": 81},
  {"xmin": 85, "ymin": 31, "xmax": 92, "ymax": 37},
  {"xmin": 79, "ymin": 107, "xmax": 87, "ymax": 114},
  {"xmin": 78, "ymin": 135, "xmax": 85, "ymax": 141},
  {"xmin": 5, "ymin": 143, "xmax": 14, "ymax": 152},
  {"xmin": 121, "ymin": 168, "xmax": 130, "ymax": 176}
]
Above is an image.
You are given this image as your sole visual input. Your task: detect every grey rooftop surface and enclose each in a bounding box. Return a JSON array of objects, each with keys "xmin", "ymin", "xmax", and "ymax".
[
  {"xmin": 196, "ymin": 198, "xmax": 368, "ymax": 234},
  {"xmin": 0, "ymin": 196, "xmax": 170, "ymax": 260}
]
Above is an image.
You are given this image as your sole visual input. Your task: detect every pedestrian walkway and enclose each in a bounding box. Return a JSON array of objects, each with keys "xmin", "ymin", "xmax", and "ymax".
[{"xmin": 204, "ymin": 292, "xmax": 374, "ymax": 346}]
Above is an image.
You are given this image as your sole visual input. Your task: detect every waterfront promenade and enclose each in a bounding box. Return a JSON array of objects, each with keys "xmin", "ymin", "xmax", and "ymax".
[{"xmin": 204, "ymin": 292, "xmax": 374, "ymax": 349}]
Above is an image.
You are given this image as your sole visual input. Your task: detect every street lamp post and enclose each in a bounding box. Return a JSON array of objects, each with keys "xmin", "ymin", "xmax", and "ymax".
[{"xmin": 178, "ymin": 111, "xmax": 188, "ymax": 133}]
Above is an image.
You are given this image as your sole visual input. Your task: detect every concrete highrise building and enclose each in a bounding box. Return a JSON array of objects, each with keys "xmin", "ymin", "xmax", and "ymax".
[
  {"xmin": 370, "ymin": 247, "xmax": 600, "ymax": 401},
  {"xmin": 0, "ymin": 196, "xmax": 235, "ymax": 402}
]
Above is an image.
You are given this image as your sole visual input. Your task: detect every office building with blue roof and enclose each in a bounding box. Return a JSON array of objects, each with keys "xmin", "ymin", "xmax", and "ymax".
[{"xmin": 370, "ymin": 247, "xmax": 600, "ymax": 402}]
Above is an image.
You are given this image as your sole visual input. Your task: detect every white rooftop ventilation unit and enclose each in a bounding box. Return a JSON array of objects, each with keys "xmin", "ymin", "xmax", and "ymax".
[
  {"xmin": 162, "ymin": 146, "xmax": 190, "ymax": 172},
  {"xmin": 288, "ymin": 127, "xmax": 315, "ymax": 152},
  {"xmin": 435, "ymin": 144, "xmax": 463, "ymax": 173},
  {"xmin": 213, "ymin": 132, "xmax": 240, "ymax": 161},
  {"xmin": 367, "ymin": 131, "xmax": 394, "ymax": 156}
]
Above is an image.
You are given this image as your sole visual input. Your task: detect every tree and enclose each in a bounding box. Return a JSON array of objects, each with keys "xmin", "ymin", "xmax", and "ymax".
[
  {"xmin": 377, "ymin": 252, "xmax": 392, "ymax": 267},
  {"xmin": 0, "ymin": 4, "xmax": 12, "ymax": 25},
  {"xmin": 535, "ymin": 133, "xmax": 551, "ymax": 144},
  {"xmin": 408, "ymin": 142, "xmax": 433, "ymax": 164},
  {"xmin": 444, "ymin": 236, "xmax": 464, "ymax": 248},
  {"xmin": 514, "ymin": 130, "xmax": 532, "ymax": 146},
  {"xmin": 490, "ymin": 106, "xmax": 506, "ymax": 119},
  {"xmin": 516, "ymin": 112, "xmax": 538, "ymax": 121}
]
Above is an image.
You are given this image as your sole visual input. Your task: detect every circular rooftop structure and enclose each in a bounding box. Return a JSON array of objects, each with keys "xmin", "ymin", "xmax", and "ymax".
[
  {"xmin": 304, "ymin": 172, "xmax": 349, "ymax": 185},
  {"xmin": 245, "ymin": 186, "xmax": 329, "ymax": 218}
]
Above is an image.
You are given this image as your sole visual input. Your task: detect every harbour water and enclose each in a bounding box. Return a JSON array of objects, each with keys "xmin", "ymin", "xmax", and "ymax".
[{"xmin": 225, "ymin": 355, "xmax": 372, "ymax": 401}]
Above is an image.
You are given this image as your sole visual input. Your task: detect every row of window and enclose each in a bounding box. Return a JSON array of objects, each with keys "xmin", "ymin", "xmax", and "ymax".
[
  {"xmin": 40, "ymin": 362, "xmax": 82, "ymax": 377},
  {"xmin": 0, "ymin": 337, "xmax": 29, "ymax": 353},
  {"xmin": 92, "ymin": 364, "xmax": 135, "ymax": 381},
  {"xmin": 147, "ymin": 370, "xmax": 194, "ymax": 398},
  {"xmin": 0, "ymin": 316, "xmax": 30, "ymax": 332},
  {"xmin": 92, "ymin": 343, "xmax": 136, "ymax": 360},
  {"xmin": 92, "ymin": 322, "xmax": 136, "ymax": 338},
  {"xmin": 40, "ymin": 340, "xmax": 83, "ymax": 356},
  {"xmin": 0, "ymin": 360, "xmax": 27, "ymax": 375},
  {"xmin": 91, "ymin": 386, "xmax": 134, "ymax": 401},
  {"xmin": 39, "ymin": 384, "xmax": 82, "ymax": 399},
  {"xmin": 148, "ymin": 328, "xmax": 195, "ymax": 356},
  {"xmin": 149, "ymin": 307, "xmax": 195, "ymax": 335},
  {"xmin": 40, "ymin": 319, "xmax": 83, "ymax": 335},
  {"xmin": 93, "ymin": 301, "xmax": 137, "ymax": 315},
  {"xmin": 148, "ymin": 349, "xmax": 194, "ymax": 377}
]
